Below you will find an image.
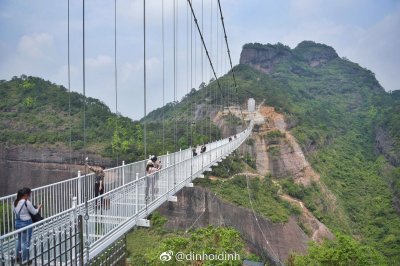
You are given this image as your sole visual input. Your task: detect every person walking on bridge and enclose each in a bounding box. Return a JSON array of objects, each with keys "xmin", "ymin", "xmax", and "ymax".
[
  {"xmin": 145, "ymin": 156, "xmax": 162, "ymax": 201},
  {"xmin": 87, "ymin": 163, "xmax": 105, "ymax": 206},
  {"xmin": 13, "ymin": 187, "xmax": 42, "ymax": 264}
]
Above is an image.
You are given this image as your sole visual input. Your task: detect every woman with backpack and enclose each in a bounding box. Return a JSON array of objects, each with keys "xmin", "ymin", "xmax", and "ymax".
[{"xmin": 13, "ymin": 187, "xmax": 42, "ymax": 263}]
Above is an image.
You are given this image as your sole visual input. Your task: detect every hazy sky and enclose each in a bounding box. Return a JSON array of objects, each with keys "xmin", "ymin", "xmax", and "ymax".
[{"xmin": 1, "ymin": 0, "xmax": 399, "ymax": 120}]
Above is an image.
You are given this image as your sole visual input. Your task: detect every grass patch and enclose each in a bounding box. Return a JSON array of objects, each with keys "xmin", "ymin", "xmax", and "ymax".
[{"xmin": 196, "ymin": 175, "xmax": 299, "ymax": 223}]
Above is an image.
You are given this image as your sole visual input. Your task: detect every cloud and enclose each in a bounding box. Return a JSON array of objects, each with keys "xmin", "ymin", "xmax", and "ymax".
[
  {"xmin": 17, "ymin": 33, "xmax": 54, "ymax": 58},
  {"xmin": 87, "ymin": 55, "xmax": 112, "ymax": 68}
]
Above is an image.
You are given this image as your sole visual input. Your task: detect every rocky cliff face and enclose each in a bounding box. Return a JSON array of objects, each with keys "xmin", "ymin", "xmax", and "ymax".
[
  {"xmin": 375, "ymin": 127, "xmax": 400, "ymax": 167},
  {"xmin": 158, "ymin": 186, "xmax": 309, "ymax": 264},
  {"xmin": 157, "ymin": 103, "xmax": 335, "ymax": 264},
  {"xmin": 0, "ymin": 144, "xmax": 111, "ymax": 196},
  {"xmin": 293, "ymin": 41, "xmax": 338, "ymax": 67},
  {"xmin": 240, "ymin": 43, "xmax": 292, "ymax": 74},
  {"xmin": 239, "ymin": 41, "xmax": 339, "ymax": 73}
]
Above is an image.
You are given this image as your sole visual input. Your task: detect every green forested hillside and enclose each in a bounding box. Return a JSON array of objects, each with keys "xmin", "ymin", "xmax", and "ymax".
[
  {"xmin": 144, "ymin": 41, "xmax": 400, "ymax": 263},
  {"xmin": 0, "ymin": 76, "xmax": 218, "ymax": 163},
  {"xmin": 1, "ymin": 40, "xmax": 400, "ymax": 264}
]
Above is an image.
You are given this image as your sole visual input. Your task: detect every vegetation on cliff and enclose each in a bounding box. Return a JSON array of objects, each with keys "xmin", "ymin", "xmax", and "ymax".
[
  {"xmin": 127, "ymin": 212, "xmax": 258, "ymax": 265},
  {"xmin": 2, "ymin": 40, "xmax": 400, "ymax": 263},
  {"xmin": 147, "ymin": 41, "xmax": 400, "ymax": 262},
  {"xmin": 289, "ymin": 233, "xmax": 388, "ymax": 266}
]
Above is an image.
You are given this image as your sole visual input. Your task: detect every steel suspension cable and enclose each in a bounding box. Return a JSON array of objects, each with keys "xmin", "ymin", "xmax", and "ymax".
[
  {"xmin": 216, "ymin": 0, "xmax": 247, "ymax": 127},
  {"xmin": 189, "ymin": 1, "xmax": 192, "ymax": 146},
  {"xmin": 193, "ymin": 2, "xmax": 197, "ymax": 146},
  {"xmin": 82, "ymin": 0, "xmax": 87, "ymax": 158},
  {"xmin": 187, "ymin": 1, "xmax": 190, "ymax": 146},
  {"xmin": 67, "ymin": 0, "xmax": 72, "ymax": 178},
  {"xmin": 200, "ymin": 0, "xmax": 204, "ymax": 137},
  {"xmin": 187, "ymin": 0, "xmax": 236, "ymax": 141},
  {"xmin": 143, "ymin": 0, "xmax": 147, "ymax": 160},
  {"xmin": 114, "ymin": 0, "xmax": 119, "ymax": 166},
  {"xmin": 173, "ymin": 0, "xmax": 177, "ymax": 189},
  {"xmin": 209, "ymin": 0, "xmax": 212, "ymax": 142},
  {"xmin": 244, "ymin": 141, "xmax": 283, "ymax": 265},
  {"xmin": 162, "ymin": 0, "xmax": 165, "ymax": 154},
  {"xmin": 82, "ymin": 0, "xmax": 90, "ymax": 261}
]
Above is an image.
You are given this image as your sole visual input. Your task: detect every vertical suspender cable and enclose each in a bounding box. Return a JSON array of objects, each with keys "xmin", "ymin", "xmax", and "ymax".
[
  {"xmin": 194, "ymin": 17, "xmax": 197, "ymax": 90},
  {"xmin": 201, "ymin": 0, "xmax": 204, "ymax": 136},
  {"xmin": 67, "ymin": 0, "xmax": 72, "ymax": 178},
  {"xmin": 190, "ymin": 0, "xmax": 193, "ymax": 147},
  {"xmin": 162, "ymin": 0, "xmax": 165, "ymax": 154},
  {"xmin": 143, "ymin": 0, "xmax": 147, "ymax": 160},
  {"xmin": 82, "ymin": 0, "xmax": 87, "ymax": 159},
  {"xmin": 82, "ymin": 0, "xmax": 90, "ymax": 261},
  {"xmin": 209, "ymin": 0, "xmax": 212, "ymax": 142},
  {"xmin": 220, "ymin": 17, "xmax": 223, "ymax": 110},
  {"xmin": 173, "ymin": 0, "xmax": 177, "ymax": 188},
  {"xmin": 217, "ymin": 0, "xmax": 247, "ymax": 128},
  {"xmin": 114, "ymin": 0, "xmax": 119, "ymax": 166},
  {"xmin": 193, "ymin": 1, "xmax": 196, "ymax": 146},
  {"xmin": 216, "ymin": 2, "xmax": 219, "ymax": 111},
  {"xmin": 187, "ymin": 1, "xmax": 190, "ymax": 147},
  {"xmin": 216, "ymin": 3, "xmax": 218, "ymax": 80}
]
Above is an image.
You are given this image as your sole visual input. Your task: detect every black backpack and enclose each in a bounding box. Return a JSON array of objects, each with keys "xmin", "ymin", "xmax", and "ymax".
[{"xmin": 24, "ymin": 201, "xmax": 44, "ymax": 223}]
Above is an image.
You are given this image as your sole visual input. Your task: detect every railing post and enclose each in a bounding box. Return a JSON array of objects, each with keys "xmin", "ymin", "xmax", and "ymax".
[
  {"xmin": 78, "ymin": 215, "xmax": 84, "ymax": 266},
  {"xmin": 71, "ymin": 196, "xmax": 78, "ymax": 264},
  {"xmin": 167, "ymin": 152, "xmax": 170, "ymax": 167},
  {"xmin": 78, "ymin": 171, "xmax": 82, "ymax": 205},
  {"xmin": 122, "ymin": 161, "xmax": 125, "ymax": 185},
  {"xmin": 72, "ymin": 196, "xmax": 77, "ymax": 218},
  {"xmin": 135, "ymin": 173, "xmax": 139, "ymax": 213}
]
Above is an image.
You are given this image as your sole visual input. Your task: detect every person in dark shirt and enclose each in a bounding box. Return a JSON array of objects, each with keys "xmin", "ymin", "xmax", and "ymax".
[
  {"xmin": 200, "ymin": 144, "xmax": 206, "ymax": 153},
  {"xmin": 87, "ymin": 164, "xmax": 105, "ymax": 205}
]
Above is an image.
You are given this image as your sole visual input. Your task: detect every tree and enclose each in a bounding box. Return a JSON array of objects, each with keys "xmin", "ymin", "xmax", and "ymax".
[{"xmin": 288, "ymin": 233, "xmax": 388, "ymax": 266}]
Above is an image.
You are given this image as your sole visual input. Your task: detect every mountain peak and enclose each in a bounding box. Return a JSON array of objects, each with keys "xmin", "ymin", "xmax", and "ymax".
[
  {"xmin": 293, "ymin": 41, "xmax": 339, "ymax": 66},
  {"xmin": 239, "ymin": 41, "xmax": 339, "ymax": 73},
  {"xmin": 239, "ymin": 42, "xmax": 292, "ymax": 74}
]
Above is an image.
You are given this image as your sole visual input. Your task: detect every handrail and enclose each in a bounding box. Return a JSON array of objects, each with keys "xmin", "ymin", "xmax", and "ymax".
[{"xmin": 0, "ymin": 122, "xmax": 253, "ymax": 265}]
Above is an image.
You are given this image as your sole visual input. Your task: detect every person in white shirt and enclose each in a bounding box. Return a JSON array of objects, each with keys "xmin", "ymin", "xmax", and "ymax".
[
  {"xmin": 13, "ymin": 188, "xmax": 42, "ymax": 263},
  {"xmin": 145, "ymin": 156, "xmax": 162, "ymax": 201}
]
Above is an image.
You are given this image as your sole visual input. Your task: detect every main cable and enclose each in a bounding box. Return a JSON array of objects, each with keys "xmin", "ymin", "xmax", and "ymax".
[
  {"xmin": 143, "ymin": 0, "xmax": 147, "ymax": 160},
  {"xmin": 187, "ymin": 0, "xmax": 235, "ymax": 140},
  {"xmin": 216, "ymin": 0, "xmax": 247, "ymax": 127}
]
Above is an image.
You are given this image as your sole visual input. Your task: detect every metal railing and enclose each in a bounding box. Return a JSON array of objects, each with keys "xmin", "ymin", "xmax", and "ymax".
[
  {"xmin": 0, "ymin": 123, "xmax": 252, "ymax": 265},
  {"xmin": 0, "ymin": 140, "xmax": 211, "ymax": 235}
]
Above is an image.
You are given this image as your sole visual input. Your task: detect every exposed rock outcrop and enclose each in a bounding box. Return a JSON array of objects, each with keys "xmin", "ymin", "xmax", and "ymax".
[
  {"xmin": 0, "ymin": 144, "xmax": 111, "ymax": 196},
  {"xmin": 239, "ymin": 41, "xmax": 339, "ymax": 74},
  {"xmin": 375, "ymin": 127, "xmax": 400, "ymax": 167},
  {"xmin": 158, "ymin": 186, "xmax": 309, "ymax": 264},
  {"xmin": 293, "ymin": 41, "xmax": 338, "ymax": 67},
  {"xmin": 240, "ymin": 43, "xmax": 292, "ymax": 74}
]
